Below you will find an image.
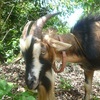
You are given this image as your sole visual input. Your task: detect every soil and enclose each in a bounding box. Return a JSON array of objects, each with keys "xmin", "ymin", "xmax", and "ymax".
[{"xmin": 0, "ymin": 63, "xmax": 100, "ymax": 100}]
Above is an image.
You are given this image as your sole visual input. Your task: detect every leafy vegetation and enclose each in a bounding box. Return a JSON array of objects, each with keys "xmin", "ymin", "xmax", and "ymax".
[
  {"xmin": 59, "ymin": 78, "xmax": 72, "ymax": 90},
  {"xmin": 0, "ymin": 0, "xmax": 50, "ymax": 63},
  {"xmin": 93, "ymin": 96, "xmax": 100, "ymax": 100},
  {"xmin": 13, "ymin": 91, "xmax": 37, "ymax": 100},
  {"xmin": 75, "ymin": 0, "xmax": 100, "ymax": 14},
  {"xmin": 0, "ymin": 79, "xmax": 14, "ymax": 98},
  {"xmin": 0, "ymin": 0, "xmax": 100, "ymax": 63},
  {"xmin": 0, "ymin": 79, "xmax": 37, "ymax": 100}
]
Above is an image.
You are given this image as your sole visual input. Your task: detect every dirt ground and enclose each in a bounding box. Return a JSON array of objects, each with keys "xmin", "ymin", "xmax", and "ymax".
[{"xmin": 0, "ymin": 63, "xmax": 100, "ymax": 100}]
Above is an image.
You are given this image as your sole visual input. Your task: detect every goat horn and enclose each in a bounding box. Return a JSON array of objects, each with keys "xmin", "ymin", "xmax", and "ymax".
[{"xmin": 33, "ymin": 12, "xmax": 60, "ymax": 39}]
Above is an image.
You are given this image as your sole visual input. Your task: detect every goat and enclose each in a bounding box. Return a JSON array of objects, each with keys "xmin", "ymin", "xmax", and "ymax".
[
  {"xmin": 19, "ymin": 13, "xmax": 64, "ymax": 100},
  {"xmin": 20, "ymin": 13, "xmax": 100, "ymax": 100}
]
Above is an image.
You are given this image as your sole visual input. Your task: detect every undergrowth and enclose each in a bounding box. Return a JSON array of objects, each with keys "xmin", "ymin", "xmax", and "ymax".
[{"xmin": 0, "ymin": 79, "xmax": 37, "ymax": 100}]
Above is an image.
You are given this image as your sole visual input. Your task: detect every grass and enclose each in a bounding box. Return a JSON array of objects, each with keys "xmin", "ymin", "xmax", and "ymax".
[{"xmin": 59, "ymin": 77, "xmax": 72, "ymax": 90}]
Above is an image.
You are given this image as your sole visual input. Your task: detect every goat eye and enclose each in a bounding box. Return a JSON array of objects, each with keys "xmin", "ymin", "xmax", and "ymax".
[
  {"xmin": 41, "ymin": 51, "xmax": 46, "ymax": 55},
  {"xmin": 41, "ymin": 43, "xmax": 47, "ymax": 55}
]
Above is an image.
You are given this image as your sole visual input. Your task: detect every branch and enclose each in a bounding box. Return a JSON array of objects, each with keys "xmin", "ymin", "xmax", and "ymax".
[
  {"xmin": 1, "ymin": 5, "xmax": 15, "ymax": 31},
  {"xmin": 1, "ymin": 28, "xmax": 14, "ymax": 42}
]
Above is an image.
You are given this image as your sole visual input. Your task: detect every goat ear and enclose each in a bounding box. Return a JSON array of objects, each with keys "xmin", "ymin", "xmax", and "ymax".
[{"xmin": 44, "ymin": 35, "xmax": 72, "ymax": 51}]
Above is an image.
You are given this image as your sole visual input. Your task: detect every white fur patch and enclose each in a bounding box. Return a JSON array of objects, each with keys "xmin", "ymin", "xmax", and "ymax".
[
  {"xmin": 19, "ymin": 39, "xmax": 26, "ymax": 51},
  {"xmin": 27, "ymin": 42, "xmax": 42, "ymax": 88},
  {"xmin": 28, "ymin": 73, "xmax": 32, "ymax": 81},
  {"xmin": 32, "ymin": 43, "xmax": 42, "ymax": 81},
  {"xmin": 44, "ymin": 35, "xmax": 51, "ymax": 43},
  {"xmin": 19, "ymin": 35, "xmax": 33, "ymax": 52}
]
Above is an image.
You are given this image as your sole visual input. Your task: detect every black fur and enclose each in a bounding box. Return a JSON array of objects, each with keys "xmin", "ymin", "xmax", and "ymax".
[
  {"xmin": 39, "ymin": 56, "xmax": 52, "ymax": 91},
  {"xmin": 71, "ymin": 14, "xmax": 100, "ymax": 68},
  {"xmin": 22, "ymin": 37, "xmax": 35, "ymax": 89},
  {"xmin": 40, "ymin": 75, "xmax": 51, "ymax": 92}
]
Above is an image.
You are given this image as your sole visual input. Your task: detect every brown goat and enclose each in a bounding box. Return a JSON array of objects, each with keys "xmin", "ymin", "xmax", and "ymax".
[
  {"xmin": 20, "ymin": 13, "xmax": 100, "ymax": 100},
  {"xmin": 20, "ymin": 13, "xmax": 62, "ymax": 100}
]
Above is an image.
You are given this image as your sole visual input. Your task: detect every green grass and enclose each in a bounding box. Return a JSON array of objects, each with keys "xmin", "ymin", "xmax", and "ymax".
[{"xmin": 59, "ymin": 77, "xmax": 72, "ymax": 90}]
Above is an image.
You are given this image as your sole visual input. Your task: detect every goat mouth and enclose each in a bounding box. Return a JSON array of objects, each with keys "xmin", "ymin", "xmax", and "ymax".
[
  {"xmin": 32, "ymin": 81, "xmax": 40, "ymax": 90},
  {"xmin": 34, "ymin": 81, "xmax": 43, "ymax": 90},
  {"xmin": 26, "ymin": 81, "xmax": 39, "ymax": 90},
  {"xmin": 35, "ymin": 85, "xmax": 39, "ymax": 90},
  {"xmin": 27, "ymin": 84, "xmax": 39, "ymax": 90}
]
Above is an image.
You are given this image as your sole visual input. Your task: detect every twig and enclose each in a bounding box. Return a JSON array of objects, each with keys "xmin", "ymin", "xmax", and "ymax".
[
  {"xmin": 11, "ymin": 53, "xmax": 23, "ymax": 64},
  {"xmin": 1, "ymin": 28, "xmax": 14, "ymax": 42},
  {"xmin": 1, "ymin": 5, "xmax": 15, "ymax": 31}
]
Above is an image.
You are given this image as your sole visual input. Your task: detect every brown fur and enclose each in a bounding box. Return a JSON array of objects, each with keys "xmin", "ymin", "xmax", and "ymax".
[
  {"xmin": 38, "ymin": 84, "xmax": 55, "ymax": 100},
  {"xmin": 41, "ymin": 42, "xmax": 56, "ymax": 63},
  {"xmin": 38, "ymin": 69, "xmax": 55, "ymax": 100},
  {"xmin": 43, "ymin": 29, "xmax": 86, "ymax": 63},
  {"xmin": 42, "ymin": 28, "xmax": 98, "ymax": 100},
  {"xmin": 20, "ymin": 13, "xmax": 100, "ymax": 100}
]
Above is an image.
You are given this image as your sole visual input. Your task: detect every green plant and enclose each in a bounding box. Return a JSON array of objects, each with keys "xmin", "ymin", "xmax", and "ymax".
[
  {"xmin": 0, "ymin": 79, "xmax": 14, "ymax": 99},
  {"xmin": 14, "ymin": 91, "xmax": 37, "ymax": 100},
  {"xmin": 59, "ymin": 78, "xmax": 72, "ymax": 90},
  {"xmin": 0, "ymin": 79, "xmax": 37, "ymax": 100},
  {"xmin": 0, "ymin": 0, "xmax": 50, "ymax": 63},
  {"xmin": 92, "ymin": 96, "xmax": 100, "ymax": 100}
]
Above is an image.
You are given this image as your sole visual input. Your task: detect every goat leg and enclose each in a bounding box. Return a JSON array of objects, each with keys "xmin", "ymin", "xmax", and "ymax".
[{"xmin": 84, "ymin": 70, "xmax": 94, "ymax": 100}]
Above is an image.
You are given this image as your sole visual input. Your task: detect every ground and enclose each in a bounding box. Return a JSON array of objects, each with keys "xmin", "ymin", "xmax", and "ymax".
[
  {"xmin": 0, "ymin": 63, "xmax": 100, "ymax": 100},
  {"xmin": 55, "ymin": 64, "xmax": 100, "ymax": 100}
]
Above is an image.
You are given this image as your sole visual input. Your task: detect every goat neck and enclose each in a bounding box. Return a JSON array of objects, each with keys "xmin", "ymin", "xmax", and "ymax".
[{"xmin": 49, "ymin": 33, "xmax": 86, "ymax": 63}]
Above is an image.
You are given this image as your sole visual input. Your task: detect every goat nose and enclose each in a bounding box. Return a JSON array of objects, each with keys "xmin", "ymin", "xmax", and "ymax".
[
  {"xmin": 26, "ymin": 75, "xmax": 37, "ymax": 89},
  {"xmin": 31, "ymin": 76, "xmax": 36, "ymax": 83},
  {"xmin": 30, "ymin": 78, "xmax": 34, "ymax": 84},
  {"xmin": 30, "ymin": 76, "xmax": 36, "ymax": 85}
]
